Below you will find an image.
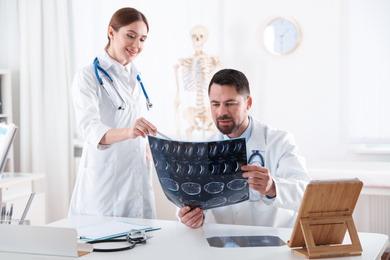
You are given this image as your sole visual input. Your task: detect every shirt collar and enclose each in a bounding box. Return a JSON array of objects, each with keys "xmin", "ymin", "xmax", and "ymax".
[
  {"xmin": 99, "ymin": 50, "xmax": 135, "ymax": 76},
  {"xmin": 222, "ymin": 116, "xmax": 253, "ymax": 141}
]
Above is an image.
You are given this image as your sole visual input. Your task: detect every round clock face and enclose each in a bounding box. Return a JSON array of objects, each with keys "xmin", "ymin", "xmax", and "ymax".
[{"xmin": 263, "ymin": 17, "xmax": 301, "ymax": 55}]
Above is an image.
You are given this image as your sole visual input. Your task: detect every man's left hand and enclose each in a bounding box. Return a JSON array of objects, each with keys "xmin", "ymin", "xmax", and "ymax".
[{"xmin": 241, "ymin": 164, "xmax": 276, "ymax": 198}]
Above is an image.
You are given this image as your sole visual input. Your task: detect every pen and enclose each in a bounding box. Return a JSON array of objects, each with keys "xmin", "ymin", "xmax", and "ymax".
[
  {"xmin": 156, "ymin": 130, "xmax": 172, "ymax": 140},
  {"xmin": 7, "ymin": 203, "xmax": 13, "ymax": 224},
  {"xmin": 0, "ymin": 204, "xmax": 5, "ymax": 223},
  {"xmin": 19, "ymin": 192, "xmax": 35, "ymax": 225}
]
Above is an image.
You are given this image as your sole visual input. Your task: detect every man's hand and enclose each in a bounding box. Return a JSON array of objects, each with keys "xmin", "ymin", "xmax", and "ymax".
[
  {"xmin": 241, "ymin": 164, "xmax": 276, "ymax": 198},
  {"xmin": 178, "ymin": 206, "xmax": 204, "ymax": 228}
]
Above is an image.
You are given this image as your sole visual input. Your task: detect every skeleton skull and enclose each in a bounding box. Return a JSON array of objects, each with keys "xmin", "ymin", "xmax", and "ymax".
[{"xmin": 190, "ymin": 25, "xmax": 209, "ymax": 52}]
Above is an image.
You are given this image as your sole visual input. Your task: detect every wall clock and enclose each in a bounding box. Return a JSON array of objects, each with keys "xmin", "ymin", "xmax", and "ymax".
[{"xmin": 263, "ymin": 17, "xmax": 301, "ymax": 55}]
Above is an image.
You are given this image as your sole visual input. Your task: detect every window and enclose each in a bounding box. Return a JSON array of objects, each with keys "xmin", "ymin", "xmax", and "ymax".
[{"xmin": 346, "ymin": 0, "xmax": 390, "ymax": 153}]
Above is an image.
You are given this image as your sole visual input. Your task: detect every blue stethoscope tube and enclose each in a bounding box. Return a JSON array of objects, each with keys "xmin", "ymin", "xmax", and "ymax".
[
  {"xmin": 248, "ymin": 150, "xmax": 265, "ymax": 167},
  {"xmin": 136, "ymin": 74, "xmax": 153, "ymax": 110},
  {"xmin": 93, "ymin": 57, "xmax": 152, "ymax": 110}
]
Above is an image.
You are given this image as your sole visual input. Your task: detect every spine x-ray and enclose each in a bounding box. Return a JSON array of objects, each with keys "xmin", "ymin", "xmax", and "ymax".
[{"xmin": 148, "ymin": 135, "xmax": 249, "ymax": 210}]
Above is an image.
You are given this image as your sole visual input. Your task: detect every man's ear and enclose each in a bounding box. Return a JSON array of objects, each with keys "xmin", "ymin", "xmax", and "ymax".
[{"xmin": 246, "ymin": 96, "xmax": 252, "ymax": 110}]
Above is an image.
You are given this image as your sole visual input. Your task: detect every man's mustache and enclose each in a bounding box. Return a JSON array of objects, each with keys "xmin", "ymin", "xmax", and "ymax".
[{"xmin": 217, "ymin": 115, "xmax": 233, "ymax": 121}]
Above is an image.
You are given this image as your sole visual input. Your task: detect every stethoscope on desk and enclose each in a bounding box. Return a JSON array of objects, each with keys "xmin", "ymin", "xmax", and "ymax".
[
  {"xmin": 86, "ymin": 230, "xmax": 152, "ymax": 252},
  {"xmin": 93, "ymin": 57, "xmax": 153, "ymax": 111}
]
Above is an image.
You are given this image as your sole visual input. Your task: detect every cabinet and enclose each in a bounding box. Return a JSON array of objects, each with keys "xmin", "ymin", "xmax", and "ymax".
[
  {"xmin": 0, "ymin": 173, "xmax": 46, "ymax": 225},
  {"xmin": 0, "ymin": 70, "xmax": 14, "ymax": 173}
]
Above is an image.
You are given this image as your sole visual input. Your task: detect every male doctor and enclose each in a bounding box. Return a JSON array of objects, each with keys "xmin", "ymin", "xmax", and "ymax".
[{"xmin": 178, "ymin": 69, "xmax": 311, "ymax": 229}]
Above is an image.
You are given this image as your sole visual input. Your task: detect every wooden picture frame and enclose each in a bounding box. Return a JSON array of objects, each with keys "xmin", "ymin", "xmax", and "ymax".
[{"xmin": 287, "ymin": 178, "xmax": 363, "ymax": 259}]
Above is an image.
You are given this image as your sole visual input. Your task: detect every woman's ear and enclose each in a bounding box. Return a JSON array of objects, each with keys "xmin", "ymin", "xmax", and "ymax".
[{"xmin": 107, "ymin": 26, "xmax": 115, "ymax": 41}]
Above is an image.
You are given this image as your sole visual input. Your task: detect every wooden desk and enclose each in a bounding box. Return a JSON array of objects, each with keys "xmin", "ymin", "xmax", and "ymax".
[{"xmin": 0, "ymin": 215, "xmax": 388, "ymax": 259}]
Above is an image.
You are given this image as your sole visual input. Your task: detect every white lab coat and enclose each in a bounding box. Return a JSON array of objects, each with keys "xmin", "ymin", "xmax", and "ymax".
[
  {"xmin": 68, "ymin": 51, "xmax": 156, "ymax": 218},
  {"xmin": 207, "ymin": 117, "xmax": 310, "ymax": 228}
]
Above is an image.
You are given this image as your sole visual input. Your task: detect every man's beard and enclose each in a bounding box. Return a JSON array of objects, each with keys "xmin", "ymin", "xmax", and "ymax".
[{"xmin": 216, "ymin": 115, "xmax": 245, "ymax": 135}]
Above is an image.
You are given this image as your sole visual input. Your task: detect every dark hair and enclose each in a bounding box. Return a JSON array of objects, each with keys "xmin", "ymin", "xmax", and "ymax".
[
  {"xmin": 208, "ymin": 69, "xmax": 250, "ymax": 97},
  {"xmin": 105, "ymin": 7, "xmax": 149, "ymax": 49}
]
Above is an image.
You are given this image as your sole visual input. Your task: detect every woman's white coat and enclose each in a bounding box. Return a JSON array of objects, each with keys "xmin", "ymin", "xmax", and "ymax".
[{"xmin": 69, "ymin": 51, "xmax": 156, "ymax": 218}]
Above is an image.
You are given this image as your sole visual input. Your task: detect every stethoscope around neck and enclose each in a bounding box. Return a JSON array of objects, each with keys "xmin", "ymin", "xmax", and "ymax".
[
  {"xmin": 93, "ymin": 57, "xmax": 153, "ymax": 110},
  {"xmin": 248, "ymin": 150, "xmax": 265, "ymax": 167}
]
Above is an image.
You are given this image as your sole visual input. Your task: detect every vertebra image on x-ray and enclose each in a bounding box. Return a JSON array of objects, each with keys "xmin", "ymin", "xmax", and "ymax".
[{"xmin": 148, "ymin": 135, "xmax": 248, "ymax": 210}]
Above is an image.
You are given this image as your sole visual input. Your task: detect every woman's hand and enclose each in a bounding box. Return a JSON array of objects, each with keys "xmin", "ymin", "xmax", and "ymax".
[
  {"xmin": 146, "ymin": 143, "xmax": 152, "ymax": 164},
  {"xmin": 128, "ymin": 117, "xmax": 157, "ymax": 139},
  {"xmin": 99, "ymin": 117, "xmax": 157, "ymax": 145}
]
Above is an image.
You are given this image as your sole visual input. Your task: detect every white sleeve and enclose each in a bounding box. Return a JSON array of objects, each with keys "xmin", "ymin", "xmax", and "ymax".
[
  {"xmin": 71, "ymin": 68, "xmax": 111, "ymax": 149},
  {"xmin": 266, "ymin": 132, "xmax": 311, "ymax": 211}
]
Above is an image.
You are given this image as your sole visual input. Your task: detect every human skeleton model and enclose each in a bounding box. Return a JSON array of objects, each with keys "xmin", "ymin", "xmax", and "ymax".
[{"xmin": 174, "ymin": 25, "xmax": 223, "ymax": 140}]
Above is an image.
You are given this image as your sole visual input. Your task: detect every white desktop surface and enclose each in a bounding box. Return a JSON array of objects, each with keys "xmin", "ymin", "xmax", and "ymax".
[{"xmin": 1, "ymin": 215, "xmax": 388, "ymax": 259}]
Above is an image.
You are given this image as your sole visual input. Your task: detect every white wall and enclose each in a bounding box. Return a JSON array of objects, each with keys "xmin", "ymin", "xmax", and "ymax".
[
  {"xmin": 220, "ymin": 0, "xmax": 343, "ymax": 162},
  {"xmin": 69, "ymin": 0, "xmax": 390, "ymax": 164}
]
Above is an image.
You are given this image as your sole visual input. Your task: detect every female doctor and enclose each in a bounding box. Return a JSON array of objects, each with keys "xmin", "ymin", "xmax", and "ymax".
[{"xmin": 69, "ymin": 7, "xmax": 157, "ymax": 218}]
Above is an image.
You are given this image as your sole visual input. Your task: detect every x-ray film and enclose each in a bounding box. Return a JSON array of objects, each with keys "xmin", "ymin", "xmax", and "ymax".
[
  {"xmin": 148, "ymin": 135, "xmax": 249, "ymax": 210},
  {"xmin": 207, "ymin": 236, "xmax": 286, "ymax": 248}
]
